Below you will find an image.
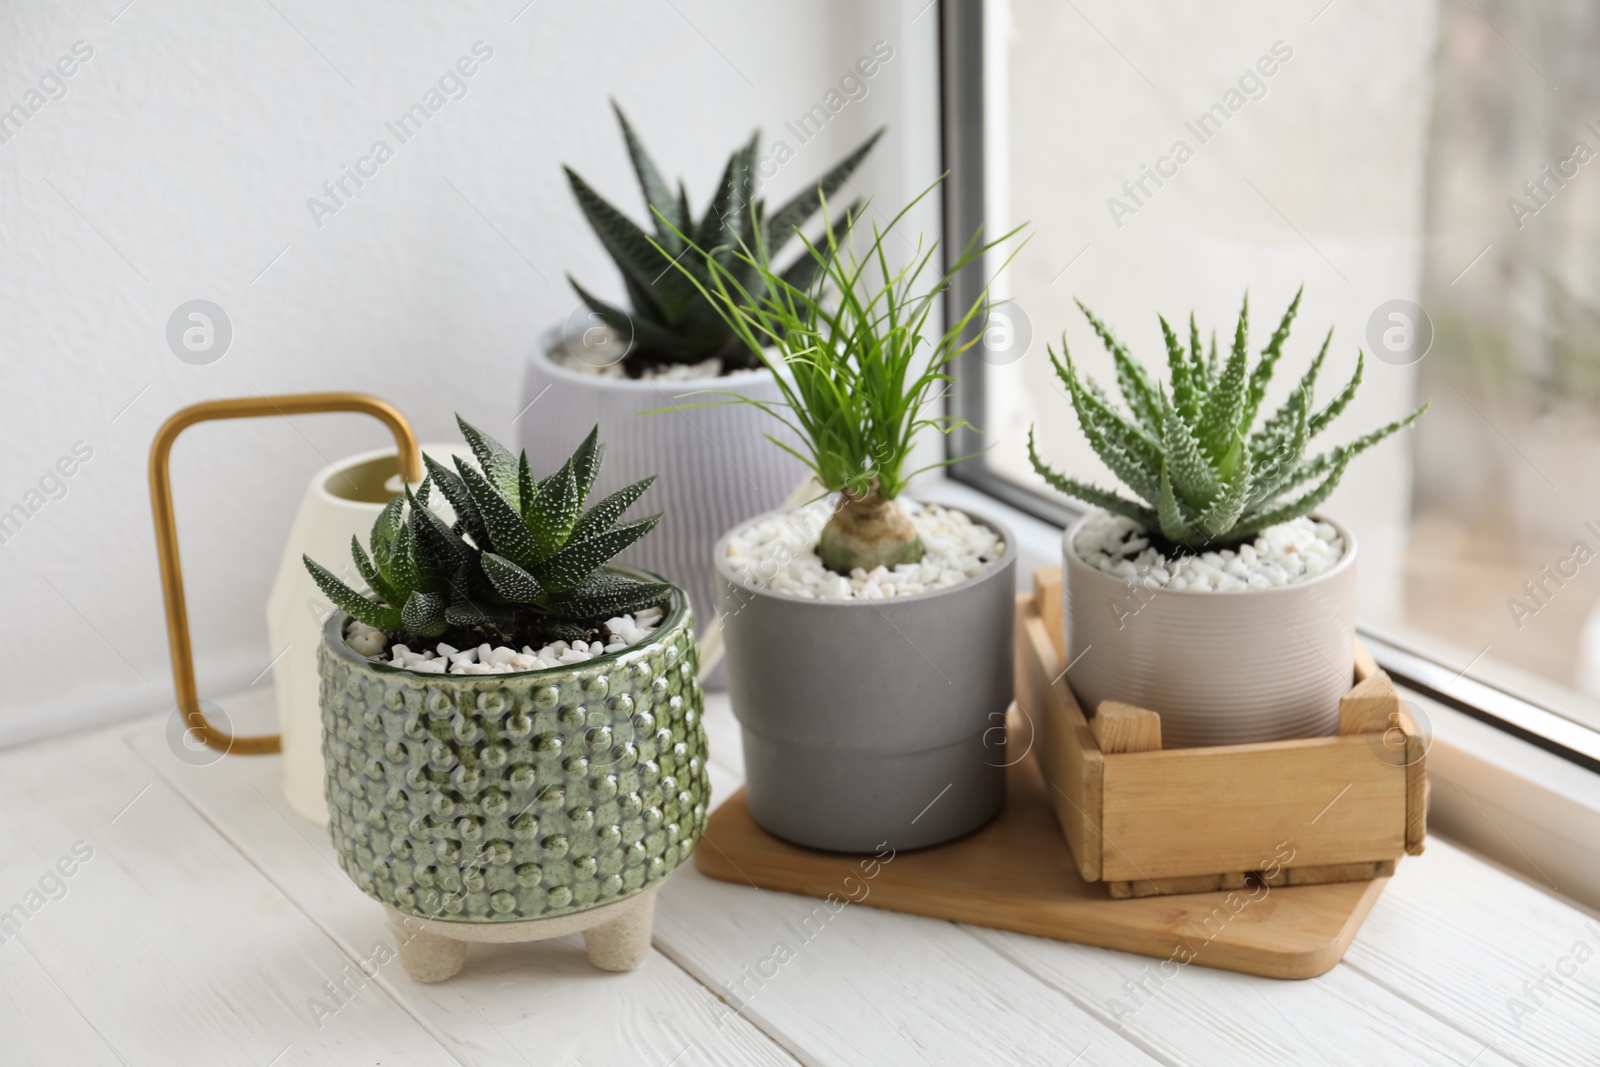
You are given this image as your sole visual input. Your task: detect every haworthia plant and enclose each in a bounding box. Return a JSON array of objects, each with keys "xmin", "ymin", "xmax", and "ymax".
[
  {"xmin": 305, "ymin": 417, "xmax": 670, "ymax": 647},
  {"xmin": 1030, "ymin": 289, "xmax": 1428, "ymax": 550},
  {"xmin": 564, "ymin": 101, "xmax": 884, "ymax": 373}
]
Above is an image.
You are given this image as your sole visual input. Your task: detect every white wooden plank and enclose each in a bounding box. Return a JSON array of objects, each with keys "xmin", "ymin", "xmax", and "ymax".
[
  {"xmin": 0, "ymin": 941, "xmax": 124, "ymax": 1067},
  {"xmin": 971, "ymin": 925, "xmax": 1520, "ymax": 1067},
  {"xmin": 654, "ymin": 867, "xmax": 1162, "ymax": 1067},
  {"xmin": 124, "ymin": 703, "xmax": 798, "ymax": 1067},
  {"xmin": 662, "ymin": 696, "xmax": 1161, "ymax": 1067},
  {"xmin": 1344, "ymin": 840, "xmax": 1600, "ymax": 1067},
  {"xmin": 0, "ymin": 728, "xmax": 455, "ymax": 1066}
]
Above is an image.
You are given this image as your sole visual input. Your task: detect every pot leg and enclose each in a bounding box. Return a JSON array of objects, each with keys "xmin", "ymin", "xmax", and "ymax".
[
  {"xmin": 581, "ymin": 891, "xmax": 655, "ymax": 972},
  {"xmin": 389, "ymin": 911, "xmax": 468, "ymax": 983}
]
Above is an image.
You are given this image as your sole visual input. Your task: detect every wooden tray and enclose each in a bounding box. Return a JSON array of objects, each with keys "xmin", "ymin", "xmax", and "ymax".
[
  {"xmin": 1020, "ymin": 569, "xmax": 1425, "ymax": 897},
  {"xmin": 695, "ymin": 725, "xmax": 1389, "ymax": 979}
]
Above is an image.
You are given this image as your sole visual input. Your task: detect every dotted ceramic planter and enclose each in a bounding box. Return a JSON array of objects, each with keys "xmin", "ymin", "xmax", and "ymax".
[{"xmin": 317, "ymin": 577, "xmax": 708, "ymax": 926}]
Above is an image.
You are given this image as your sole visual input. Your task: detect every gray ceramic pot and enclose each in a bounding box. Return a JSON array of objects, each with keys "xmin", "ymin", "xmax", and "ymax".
[
  {"xmin": 317, "ymin": 572, "xmax": 708, "ymax": 924},
  {"xmin": 714, "ymin": 505, "xmax": 1017, "ymax": 852},
  {"xmin": 1062, "ymin": 511, "xmax": 1358, "ymax": 748}
]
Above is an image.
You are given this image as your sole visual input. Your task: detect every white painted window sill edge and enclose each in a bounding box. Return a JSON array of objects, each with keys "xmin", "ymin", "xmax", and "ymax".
[{"xmin": 918, "ymin": 474, "xmax": 1600, "ymax": 915}]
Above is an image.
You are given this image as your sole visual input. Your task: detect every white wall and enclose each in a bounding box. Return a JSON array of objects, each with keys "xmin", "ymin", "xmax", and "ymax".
[{"xmin": 0, "ymin": 0, "xmax": 939, "ymax": 744}]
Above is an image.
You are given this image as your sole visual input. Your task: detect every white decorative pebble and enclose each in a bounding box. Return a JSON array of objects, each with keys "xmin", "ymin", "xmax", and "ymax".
[
  {"xmin": 1071, "ymin": 513, "xmax": 1345, "ymax": 591},
  {"xmin": 346, "ymin": 608, "xmax": 665, "ymax": 676},
  {"xmin": 723, "ymin": 499, "xmax": 1005, "ymax": 601}
]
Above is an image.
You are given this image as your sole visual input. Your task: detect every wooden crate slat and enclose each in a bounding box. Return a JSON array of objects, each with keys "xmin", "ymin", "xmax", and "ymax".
[
  {"xmin": 1099, "ymin": 737, "xmax": 1407, "ymax": 881},
  {"xmin": 1015, "ymin": 592, "xmax": 1102, "ymax": 882}
]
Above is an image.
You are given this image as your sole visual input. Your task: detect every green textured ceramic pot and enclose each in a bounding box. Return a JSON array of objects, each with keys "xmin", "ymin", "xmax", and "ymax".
[{"xmin": 317, "ymin": 572, "xmax": 708, "ymax": 925}]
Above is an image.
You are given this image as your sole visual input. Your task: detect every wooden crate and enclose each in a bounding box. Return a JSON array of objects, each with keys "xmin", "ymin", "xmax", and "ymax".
[{"xmin": 1017, "ymin": 568, "xmax": 1426, "ymax": 898}]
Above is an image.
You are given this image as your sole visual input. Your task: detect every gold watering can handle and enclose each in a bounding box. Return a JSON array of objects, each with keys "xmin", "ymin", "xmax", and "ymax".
[{"xmin": 149, "ymin": 393, "xmax": 421, "ymax": 756}]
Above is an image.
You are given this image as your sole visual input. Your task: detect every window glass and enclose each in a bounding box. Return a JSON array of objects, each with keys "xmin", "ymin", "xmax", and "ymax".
[{"xmin": 976, "ymin": 0, "xmax": 1600, "ymax": 730}]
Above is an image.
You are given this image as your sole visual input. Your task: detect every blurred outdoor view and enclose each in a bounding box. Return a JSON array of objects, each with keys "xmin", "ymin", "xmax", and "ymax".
[{"xmin": 979, "ymin": 0, "xmax": 1600, "ymax": 729}]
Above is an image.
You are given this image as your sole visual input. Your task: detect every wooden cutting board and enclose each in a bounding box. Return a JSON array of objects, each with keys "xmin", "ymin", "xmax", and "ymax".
[{"xmin": 695, "ymin": 717, "xmax": 1390, "ymax": 980}]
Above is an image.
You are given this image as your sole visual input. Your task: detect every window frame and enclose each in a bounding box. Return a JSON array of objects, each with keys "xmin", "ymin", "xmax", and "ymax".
[{"xmin": 935, "ymin": 0, "xmax": 1600, "ymax": 775}]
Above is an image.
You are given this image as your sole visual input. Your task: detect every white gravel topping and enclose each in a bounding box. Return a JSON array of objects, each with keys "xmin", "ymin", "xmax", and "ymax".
[
  {"xmin": 551, "ymin": 347, "xmax": 762, "ymax": 382},
  {"xmin": 1072, "ymin": 512, "xmax": 1345, "ymax": 591},
  {"xmin": 725, "ymin": 499, "xmax": 1006, "ymax": 600},
  {"xmin": 343, "ymin": 607, "xmax": 666, "ymax": 675}
]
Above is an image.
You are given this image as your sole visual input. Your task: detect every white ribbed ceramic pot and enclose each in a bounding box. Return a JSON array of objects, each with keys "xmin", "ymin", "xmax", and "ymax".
[
  {"xmin": 519, "ymin": 341, "xmax": 805, "ymax": 658},
  {"xmin": 1061, "ymin": 512, "xmax": 1358, "ymax": 748}
]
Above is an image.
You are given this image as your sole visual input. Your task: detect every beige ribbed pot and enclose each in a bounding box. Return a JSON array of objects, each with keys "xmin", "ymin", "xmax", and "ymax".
[{"xmin": 1061, "ymin": 512, "xmax": 1358, "ymax": 748}]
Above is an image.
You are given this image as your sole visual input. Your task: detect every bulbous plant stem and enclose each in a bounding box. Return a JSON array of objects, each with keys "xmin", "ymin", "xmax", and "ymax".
[{"xmin": 818, "ymin": 485, "xmax": 924, "ymax": 575}]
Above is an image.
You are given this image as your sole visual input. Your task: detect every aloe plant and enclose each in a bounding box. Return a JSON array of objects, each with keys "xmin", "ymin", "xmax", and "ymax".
[
  {"xmin": 305, "ymin": 418, "xmax": 670, "ymax": 648},
  {"xmin": 1030, "ymin": 290, "xmax": 1428, "ymax": 550},
  {"xmin": 564, "ymin": 102, "xmax": 883, "ymax": 374}
]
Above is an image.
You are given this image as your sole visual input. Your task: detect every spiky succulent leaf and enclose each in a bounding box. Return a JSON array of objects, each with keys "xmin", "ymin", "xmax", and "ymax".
[
  {"xmin": 517, "ymin": 452, "xmax": 537, "ymax": 527},
  {"xmin": 1160, "ymin": 316, "xmax": 1199, "ymax": 426},
  {"xmin": 1230, "ymin": 452, "xmax": 1352, "ymax": 540},
  {"xmin": 1281, "ymin": 403, "xmax": 1428, "ymax": 498},
  {"xmin": 1156, "ymin": 464, "xmax": 1199, "ymax": 545},
  {"xmin": 534, "ymin": 514, "xmax": 661, "ymax": 595},
  {"xmin": 304, "ymin": 556, "xmax": 400, "ymax": 631},
  {"xmin": 568, "ymin": 277, "xmax": 702, "ymax": 361},
  {"xmin": 1027, "ymin": 428, "xmax": 1158, "ymax": 527},
  {"xmin": 455, "ymin": 416, "xmax": 521, "ymax": 506},
  {"xmin": 406, "ymin": 484, "xmax": 472, "ymax": 583},
  {"xmin": 1197, "ymin": 440, "xmax": 1252, "ymax": 537},
  {"xmin": 1241, "ymin": 287, "xmax": 1301, "ymax": 433},
  {"xmin": 553, "ymin": 573, "xmax": 673, "ymax": 620},
  {"xmin": 423, "ymin": 454, "xmax": 488, "ymax": 547},
  {"xmin": 1196, "ymin": 295, "xmax": 1250, "ymax": 462},
  {"xmin": 527, "ymin": 459, "xmax": 582, "ymax": 562},
  {"xmin": 1309, "ymin": 352, "xmax": 1365, "ymax": 437},
  {"xmin": 1159, "ymin": 388, "xmax": 1216, "ymax": 510},
  {"xmin": 1076, "ymin": 299, "xmax": 1163, "ymax": 434},
  {"xmin": 481, "ymin": 551, "xmax": 544, "ymax": 604},
  {"xmin": 383, "ymin": 523, "xmax": 420, "ymax": 594},
  {"xmin": 696, "ymin": 134, "xmax": 756, "ymax": 253},
  {"xmin": 1050, "ymin": 344, "xmax": 1161, "ymax": 502},
  {"xmin": 565, "ymin": 166, "xmax": 698, "ymax": 322},
  {"xmin": 611, "ymin": 102, "xmax": 685, "ymax": 249},
  {"xmin": 571, "ymin": 476, "xmax": 656, "ymax": 543},
  {"xmin": 763, "ymin": 127, "xmax": 884, "ymax": 254},
  {"xmin": 400, "ymin": 591, "xmax": 448, "ymax": 637},
  {"xmin": 1247, "ymin": 387, "xmax": 1311, "ymax": 509},
  {"xmin": 1252, "ymin": 326, "xmax": 1332, "ymax": 457},
  {"xmin": 455, "ymin": 458, "xmax": 540, "ymax": 571},
  {"xmin": 1188, "ymin": 313, "xmax": 1208, "ymax": 394},
  {"xmin": 350, "ymin": 536, "xmax": 397, "ymax": 605},
  {"xmin": 570, "ymin": 426, "xmax": 604, "ymax": 503},
  {"xmin": 369, "ymin": 496, "xmax": 404, "ymax": 571}
]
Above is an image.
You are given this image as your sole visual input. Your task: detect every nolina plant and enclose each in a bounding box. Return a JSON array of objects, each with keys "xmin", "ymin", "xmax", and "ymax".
[
  {"xmin": 1030, "ymin": 290, "xmax": 1427, "ymax": 551},
  {"xmin": 564, "ymin": 102, "xmax": 883, "ymax": 375},
  {"xmin": 305, "ymin": 418, "xmax": 670, "ymax": 647},
  {"xmin": 654, "ymin": 182, "xmax": 1024, "ymax": 574}
]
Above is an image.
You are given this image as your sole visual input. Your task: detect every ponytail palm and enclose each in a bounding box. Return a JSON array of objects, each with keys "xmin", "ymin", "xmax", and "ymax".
[{"xmin": 652, "ymin": 181, "xmax": 1025, "ymax": 573}]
